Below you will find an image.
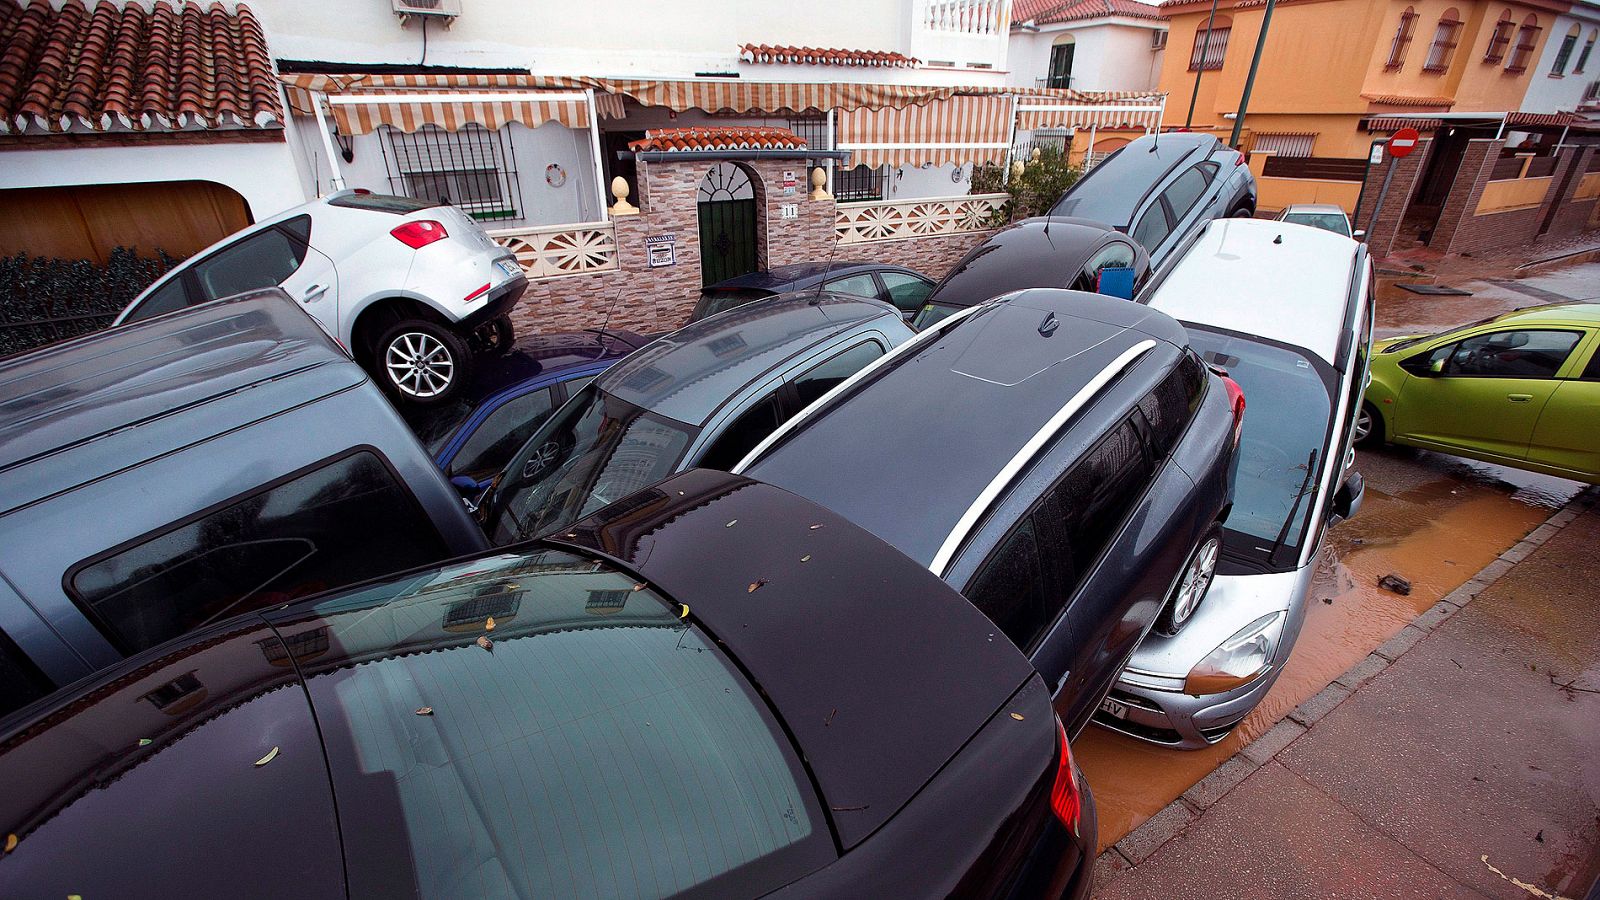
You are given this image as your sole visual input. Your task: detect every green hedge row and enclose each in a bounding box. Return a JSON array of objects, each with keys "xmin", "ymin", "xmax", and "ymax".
[{"xmin": 0, "ymin": 248, "xmax": 183, "ymax": 358}]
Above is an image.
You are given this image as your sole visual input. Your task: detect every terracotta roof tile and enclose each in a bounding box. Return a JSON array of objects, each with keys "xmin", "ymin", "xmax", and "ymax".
[
  {"xmin": 1014, "ymin": 0, "xmax": 1162, "ymax": 23},
  {"xmin": 1360, "ymin": 93, "xmax": 1455, "ymax": 107},
  {"xmin": 628, "ymin": 126, "xmax": 808, "ymax": 153},
  {"xmin": 739, "ymin": 44, "xmax": 920, "ymax": 68},
  {"xmin": 0, "ymin": 0, "xmax": 282, "ymax": 136}
]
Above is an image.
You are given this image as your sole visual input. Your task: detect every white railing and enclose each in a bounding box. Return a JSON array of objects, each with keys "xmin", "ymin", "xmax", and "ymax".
[
  {"xmin": 487, "ymin": 221, "xmax": 620, "ymax": 279},
  {"xmin": 911, "ymin": 0, "xmax": 1010, "ymax": 69},
  {"xmin": 921, "ymin": 0, "xmax": 1007, "ymax": 34},
  {"xmin": 836, "ymin": 193, "xmax": 1007, "ymax": 244}
]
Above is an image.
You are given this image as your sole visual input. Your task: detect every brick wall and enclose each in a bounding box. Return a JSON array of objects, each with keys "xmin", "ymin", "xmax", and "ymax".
[
  {"xmin": 835, "ymin": 230, "xmax": 994, "ymax": 279},
  {"xmin": 1356, "ymin": 137, "xmax": 1432, "ymax": 258},
  {"xmin": 1431, "ymin": 139, "xmax": 1500, "ymax": 253},
  {"xmin": 1537, "ymin": 145, "xmax": 1600, "ymax": 242}
]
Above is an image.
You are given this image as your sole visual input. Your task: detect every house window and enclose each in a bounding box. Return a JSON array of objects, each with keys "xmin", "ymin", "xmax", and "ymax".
[
  {"xmin": 1551, "ymin": 25, "xmax": 1582, "ymax": 75},
  {"xmin": 1506, "ymin": 15, "xmax": 1542, "ymax": 72},
  {"xmin": 1189, "ymin": 16, "xmax": 1231, "ymax": 71},
  {"xmin": 382, "ymin": 123, "xmax": 523, "ymax": 222},
  {"xmin": 1577, "ymin": 29, "xmax": 1596, "ymax": 73},
  {"xmin": 1423, "ymin": 9, "xmax": 1462, "ymax": 72},
  {"xmin": 1047, "ymin": 39, "xmax": 1075, "ymax": 87},
  {"xmin": 1386, "ymin": 7, "xmax": 1419, "ymax": 70},
  {"xmin": 833, "ymin": 164, "xmax": 890, "ymax": 201},
  {"xmin": 1484, "ymin": 10, "xmax": 1514, "ymax": 63},
  {"xmin": 1252, "ymin": 132, "xmax": 1316, "ymax": 157}
]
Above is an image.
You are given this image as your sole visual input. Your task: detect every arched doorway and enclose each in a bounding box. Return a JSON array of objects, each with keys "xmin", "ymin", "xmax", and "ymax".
[{"xmin": 697, "ymin": 162, "xmax": 760, "ymax": 286}]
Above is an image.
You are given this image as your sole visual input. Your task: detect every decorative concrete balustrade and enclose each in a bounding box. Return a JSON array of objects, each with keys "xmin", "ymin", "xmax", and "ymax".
[
  {"xmin": 835, "ymin": 193, "xmax": 1007, "ymax": 244},
  {"xmin": 487, "ymin": 221, "xmax": 621, "ymax": 279}
]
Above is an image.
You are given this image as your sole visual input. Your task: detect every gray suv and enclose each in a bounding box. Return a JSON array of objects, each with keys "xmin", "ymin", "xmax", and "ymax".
[{"xmin": 0, "ymin": 289, "xmax": 487, "ymax": 719}]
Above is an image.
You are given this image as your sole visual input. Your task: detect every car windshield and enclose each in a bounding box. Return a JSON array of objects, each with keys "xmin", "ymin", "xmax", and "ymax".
[
  {"xmin": 1186, "ymin": 328, "xmax": 1333, "ymax": 567},
  {"xmin": 1383, "ymin": 313, "xmax": 1504, "ymax": 354},
  {"xmin": 911, "ymin": 301, "xmax": 964, "ymax": 330},
  {"xmin": 1283, "ymin": 213, "xmax": 1351, "ymax": 236},
  {"xmin": 487, "ymin": 384, "xmax": 696, "ymax": 544}
]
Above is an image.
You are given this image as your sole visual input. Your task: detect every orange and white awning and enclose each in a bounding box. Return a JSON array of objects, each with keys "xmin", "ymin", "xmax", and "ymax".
[
  {"xmin": 1014, "ymin": 93, "xmax": 1166, "ymax": 132},
  {"xmin": 280, "ymin": 73, "xmax": 604, "ymax": 135},
  {"xmin": 837, "ymin": 95, "xmax": 1014, "ymax": 168}
]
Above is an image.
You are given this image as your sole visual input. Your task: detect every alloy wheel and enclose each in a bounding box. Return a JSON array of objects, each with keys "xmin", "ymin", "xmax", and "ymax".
[
  {"xmin": 1172, "ymin": 536, "xmax": 1221, "ymax": 628},
  {"xmin": 1354, "ymin": 407, "xmax": 1373, "ymax": 443},
  {"xmin": 385, "ymin": 331, "xmax": 456, "ymax": 399}
]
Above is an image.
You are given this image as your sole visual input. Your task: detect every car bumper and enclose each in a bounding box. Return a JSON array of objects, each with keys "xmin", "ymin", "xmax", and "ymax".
[
  {"xmin": 457, "ymin": 271, "xmax": 528, "ymax": 333},
  {"xmin": 1094, "ymin": 567, "xmax": 1313, "ymax": 749},
  {"xmin": 1006, "ymin": 763, "xmax": 1098, "ymax": 900}
]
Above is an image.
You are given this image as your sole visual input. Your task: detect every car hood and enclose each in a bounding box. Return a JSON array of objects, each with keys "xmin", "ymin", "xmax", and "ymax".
[{"xmin": 1124, "ymin": 568, "xmax": 1311, "ymax": 679}]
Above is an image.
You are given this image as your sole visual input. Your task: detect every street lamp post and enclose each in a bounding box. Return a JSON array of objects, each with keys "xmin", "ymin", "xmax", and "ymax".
[
  {"xmin": 1185, "ymin": 0, "xmax": 1222, "ymax": 129},
  {"xmin": 1229, "ymin": 0, "xmax": 1278, "ymax": 148}
]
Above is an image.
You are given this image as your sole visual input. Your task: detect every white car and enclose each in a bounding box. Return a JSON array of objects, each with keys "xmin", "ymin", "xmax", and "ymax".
[
  {"xmin": 1276, "ymin": 203, "xmax": 1360, "ymax": 239},
  {"xmin": 1101, "ymin": 218, "xmax": 1373, "ymax": 748},
  {"xmin": 114, "ymin": 190, "xmax": 528, "ymax": 405}
]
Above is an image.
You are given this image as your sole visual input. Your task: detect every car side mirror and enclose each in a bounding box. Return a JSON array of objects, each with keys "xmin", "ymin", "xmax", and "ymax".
[
  {"xmin": 1352, "ymin": 229, "xmax": 1366, "ymax": 240},
  {"xmin": 450, "ymin": 475, "xmax": 492, "ymax": 515},
  {"xmin": 1330, "ymin": 470, "xmax": 1364, "ymax": 524}
]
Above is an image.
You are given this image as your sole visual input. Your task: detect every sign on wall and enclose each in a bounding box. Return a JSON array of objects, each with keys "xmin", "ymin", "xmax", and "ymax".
[
  {"xmin": 782, "ymin": 171, "xmax": 799, "ymax": 196},
  {"xmin": 646, "ymin": 233, "xmax": 677, "ymax": 268},
  {"xmin": 780, "ymin": 204, "xmax": 799, "ymax": 219}
]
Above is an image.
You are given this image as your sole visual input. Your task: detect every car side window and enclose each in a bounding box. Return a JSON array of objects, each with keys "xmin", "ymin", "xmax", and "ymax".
[
  {"xmin": 878, "ymin": 271, "xmax": 933, "ymax": 314},
  {"xmin": 66, "ymin": 451, "xmax": 451, "ymax": 657},
  {"xmin": 1049, "ymin": 418, "xmax": 1156, "ymax": 591},
  {"xmin": 450, "ymin": 388, "xmax": 557, "ymax": 480},
  {"xmin": 1135, "ymin": 351, "xmax": 1206, "ymax": 461},
  {"xmin": 790, "ymin": 340, "xmax": 886, "ymax": 408},
  {"xmin": 123, "ymin": 275, "xmax": 193, "ymax": 324},
  {"xmin": 0, "ymin": 628, "xmax": 54, "ymax": 721},
  {"xmin": 188, "ymin": 218, "xmax": 312, "ymax": 302},
  {"xmin": 1583, "ymin": 341, "xmax": 1600, "ymax": 380},
  {"xmin": 1444, "ymin": 330, "xmax": 1582, "ymax": 378},
  {"xmin": 966, "ymin": 517, "xmax": 1052, "ymax": 651},
  {"xmin": 824, "ymin": 273, "xmax": 880, "ymax": 299},
  {"xmin": 1080, "ymin": 242, "xmax": 1138, "ymax": 290},
  {"xmin": 698, "ymin": 393, "xmax": 784, "ymax": 471},
  {"xmin": 1163, "ymin": 164, "xmax": 1214, "ymax": 223},
  {"xmin": 1132, "ymin": 203, "xmax": 1172, "ymax": 252}
]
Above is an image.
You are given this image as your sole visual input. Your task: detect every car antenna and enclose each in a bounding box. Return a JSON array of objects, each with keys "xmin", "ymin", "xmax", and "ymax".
[{"xmin": 811, "ymin": 199, "xmax": 841, "ymax": 306}]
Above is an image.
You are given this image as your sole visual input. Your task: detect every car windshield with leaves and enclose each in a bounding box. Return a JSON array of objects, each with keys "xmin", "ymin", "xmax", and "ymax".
[{"xmin": 485, "ymin": 384, "xmax": 697, "ymax": 544}]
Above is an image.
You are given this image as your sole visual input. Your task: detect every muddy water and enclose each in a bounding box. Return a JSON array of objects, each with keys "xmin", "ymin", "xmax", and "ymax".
[{"xmin": 1076, "ymin": 447, "xmax": 1581, "ymax": 853}]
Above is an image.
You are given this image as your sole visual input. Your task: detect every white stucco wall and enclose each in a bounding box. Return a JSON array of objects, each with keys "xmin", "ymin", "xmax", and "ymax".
[
  {"xmin": 1006, "ymin": 19, "xmax": 1166, "ymax": 91},
  {"xmin": 1519, "ymin": 8, "xmax": 1600, "ymax": 114},
  {"xmin": 0, "ymin": 138, "xmax": 306, "ymax": 221}
]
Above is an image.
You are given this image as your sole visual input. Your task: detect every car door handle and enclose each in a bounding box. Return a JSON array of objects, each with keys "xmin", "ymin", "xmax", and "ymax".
[
  {"xmin": 1507, "ymin": 393, "xmax": 1533, "ymax": 402},
  {"xmin": 302, "ymin": 284, "xmax": 328, "ymax": 303}
]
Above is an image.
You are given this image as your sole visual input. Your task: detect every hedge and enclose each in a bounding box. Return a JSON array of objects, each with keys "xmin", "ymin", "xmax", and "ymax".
[{"xmin": 0, "ymin": 248, "xmax": 183, "ymax": 358}]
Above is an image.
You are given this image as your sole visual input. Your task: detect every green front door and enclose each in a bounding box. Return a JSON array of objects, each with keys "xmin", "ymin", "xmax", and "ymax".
[{"xmin": 698, "ymin": 197, "xmax": 759, "ymax": 286}]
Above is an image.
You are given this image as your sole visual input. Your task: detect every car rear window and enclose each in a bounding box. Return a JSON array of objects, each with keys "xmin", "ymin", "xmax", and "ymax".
[
  {"xmin": 327, "ymin": 193, "xmax": 439, "ymax": 213},
  {"xmin": 283, "ymin": 548, "xmax": 834, "ymax": 899},
  {"xmin": 67, "ymin": 450, "xmax": 451, "ymax": 657},
  {"xmin": 695, "ymin": 289, "xmax": 773, "ymax": 321}
]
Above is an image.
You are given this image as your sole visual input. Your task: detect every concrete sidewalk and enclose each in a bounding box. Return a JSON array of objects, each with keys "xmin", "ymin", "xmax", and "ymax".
[{"xmin": 1094, "ymin": 488, "xmax": 1600, "ymax": 900}]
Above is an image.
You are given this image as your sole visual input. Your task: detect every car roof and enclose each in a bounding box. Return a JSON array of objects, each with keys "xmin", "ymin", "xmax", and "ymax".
[
  {"xmin": 458, "ymin": 330, "xmax": 636, "ymax": 404},
  {"xmin": 550, "ymin": 468, "xmax": 1039, "ymax": 849},
  {"xmin": 596, "ymin": 291, "xmax": 899, "ymax": 424},
  {"xmin": 1482, "ymin": 301, "xmax": 1600, "ymax": 327},
  {"xmin": 703, "ymin": 261, "xmax": 899, "ymax": 292},
  {"xmin": 1145, "ymin": 218, "xmax": 1360, "ymax": 365},
  {"xmin": 927, "ymin": 217, "xmax": 1136, "ymax": 308},
  {"xmin": 1049, "ymin": 133, "xmax": 1217, "ymax": 225},
  {"xmin": 0, "ymin": 288, "xmax": 364, "ymax": 515},
  {"xmin": 744, "ymin": 290, "xmax": 1187, "ymax": 567}
]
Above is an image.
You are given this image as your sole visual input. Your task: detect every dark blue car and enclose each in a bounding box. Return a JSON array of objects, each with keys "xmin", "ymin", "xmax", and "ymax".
[
  {"xmin": 694, "ymin": 261, "xmax": 935, "ymax": 323},
  {"xmin": 401, "ymin": 329, "xmax": 644, "ymax": 490}
]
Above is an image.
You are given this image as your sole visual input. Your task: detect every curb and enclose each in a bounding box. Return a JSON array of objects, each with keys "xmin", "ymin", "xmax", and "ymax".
[{"xmin": 1097, "ymin": 484, "xmax": 1600, "ymax": 876}]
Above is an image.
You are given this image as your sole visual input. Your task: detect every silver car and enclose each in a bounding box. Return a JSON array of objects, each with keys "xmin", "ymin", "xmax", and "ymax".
[
  {"xmin": 1101, "ymin": 218, "xmax": 1374, "ymax": 748},
  {"xmin": 1277, "ymin": 203, "xmax": 1360, "ymax": 239}
]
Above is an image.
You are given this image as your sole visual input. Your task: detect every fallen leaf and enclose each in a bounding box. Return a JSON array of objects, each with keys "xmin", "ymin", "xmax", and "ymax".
[
  {"xmin": 254, "ymin": 746, "xmax": 280, "ymax": 767},
  {"xmin": 632, "ymin": 582, "xmax": 647, "ymax": 592},
  {"xmin": 747, "ymin": 579, "xmax": 768, "ymax": 593},
  {"xmin": 1009, "ymin": 712, "xmax": 1025, "ymax": 720},
  {"xmin": 137, "ymin": 738, "xmax": 152, "ymax": 747},
  {"xmin": 4, "ymin": 833, "xmax": 16, "ymax": 853},
  {"xmin": 477, "ymin": 635, "xmax": 494, "ymax": 651},
  {"xmin": 725, "ymin": 519, "xmax": 738, "ymax": 528},
  {"xmin": 808, "ymin": 524, "xmax": 823, "ymax": 530},
  {"xmin": 678, "ymin": 604, "xmax": 690, "ymax": 619},
  {"xmin": 800, "ymin": 554, "xmax": 812, "ymax": 562},
  {"xmin": 485, "ymin": 616, "xmax": 496, "ymax": 631},
  {"xmin": 415, "ymin": 707, "xmax": 434, "ymax": 716}
]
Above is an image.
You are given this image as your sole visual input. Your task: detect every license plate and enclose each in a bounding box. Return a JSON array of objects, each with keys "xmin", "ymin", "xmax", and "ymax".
[
  {"xmin": 495, "ymin": 258, "xmax": 522, "ymax": 279},
  {"xmin": 1098, "ymin": 696, "xmax": 1129, "ymax": 720}
]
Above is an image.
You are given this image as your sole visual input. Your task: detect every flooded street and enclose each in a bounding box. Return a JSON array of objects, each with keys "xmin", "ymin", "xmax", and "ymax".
[{"xmin": 1079, "ymin": 447, "xmax": 1582, "ymax": 851}]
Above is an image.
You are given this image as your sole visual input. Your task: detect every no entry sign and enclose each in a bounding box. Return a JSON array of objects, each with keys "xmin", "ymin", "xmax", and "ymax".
[{"xmin": 1389, "ymin": 128, "xmax": 1421, "ymax": 158}]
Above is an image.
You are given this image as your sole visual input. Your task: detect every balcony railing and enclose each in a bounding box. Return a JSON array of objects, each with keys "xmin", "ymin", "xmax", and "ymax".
[
  {"xmin": 486, "ymin": 221, "xmax": 620, "ymax": 280},
  {"xmin": 911, "ymin": 0, "xmax": 1011, "ymax": 69},
  {"xmin": 836, "ymin": 193, "xmax": 1007, "ymax": 244}
]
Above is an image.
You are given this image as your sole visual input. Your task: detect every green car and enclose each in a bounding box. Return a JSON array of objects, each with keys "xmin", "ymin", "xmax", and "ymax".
[{"xmin": 1359, "ymin": 303, "xmax": 1600, "ymax": 485}]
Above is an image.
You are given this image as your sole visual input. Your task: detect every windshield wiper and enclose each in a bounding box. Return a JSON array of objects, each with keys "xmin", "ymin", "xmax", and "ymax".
[{"xmin": 1267, "ymin": 448, "xmax": 1319, "ymax": 568}]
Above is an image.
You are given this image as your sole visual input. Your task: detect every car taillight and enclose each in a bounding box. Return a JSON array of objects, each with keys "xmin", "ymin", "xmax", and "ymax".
[
  {"xmin": 1211, "ymin": 364, "xmax": 1246, "ymax": 448},
  {"xmin": 391, "ymin": 220, "xmax": 448, "ymax": 249},
  {"xmin": 1237, "ymin": 150, "xmax": 1248, "ymax": 166},
  {"xmin": 1051, "ymin": 716, "xmax": 1081, "ymax": 836}
]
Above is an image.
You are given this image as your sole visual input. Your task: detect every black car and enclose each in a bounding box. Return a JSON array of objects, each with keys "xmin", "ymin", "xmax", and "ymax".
[
  {"xmin": 693, "ymin": 261, "xmax": 935, "ymax": 323},
  {"xmin": 912, "ymin": 218, "xmax": 1152, "ymax": 329},
  {"xmin": 0, "ymin": 469, "xmax": 1093, "ymax": 900},
  {"xmin": 740, "ymin": 289, "xmax": 1242, "ymax": 736}
]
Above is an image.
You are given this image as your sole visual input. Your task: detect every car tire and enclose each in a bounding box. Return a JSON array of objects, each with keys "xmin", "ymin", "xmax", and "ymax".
[
  {"xmin": 1154, "ymin": 523, "xmax": 1223, "ymax": 637},
  {"xmin": 1354, "ymin": 402, "xmax": 1384, "ymax": 448},
  {"xmin": 1230, "ymin": 205, "xmax": 1255, "ymax": 218},
  {"xmin": 470, "ymin": 314, "xmax": 516, "ymax": 356},
  {"xmin": 373, "ymin": 319, "xmax": 473, "ymax": 406}
]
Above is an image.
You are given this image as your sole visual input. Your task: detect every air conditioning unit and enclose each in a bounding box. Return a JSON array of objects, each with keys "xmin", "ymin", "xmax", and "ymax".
[
  {"xmin": 393, "ymin": 0, "xmax": 461, "ymax": 27},
  {"xmin": 1151, "ymin": 30, "xmax": 1169, "ymax": 50}
]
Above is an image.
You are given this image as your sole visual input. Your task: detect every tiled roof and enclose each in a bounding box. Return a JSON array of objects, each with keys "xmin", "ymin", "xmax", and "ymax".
[
  {"xmin": 0, "ymin": 0, "xmax": 282, "ymax": 136},
  {"xmin": 739, "ymin": 44, "xmax": 920, "ymax": 68},
  {"xmin": 628, "ymin": 126, "xmax": 808, "ymax": 153},
  {"xmin": 1015, "ymin": 0, "xmax": 1162, "ymax": 23},
  {"xmin": 1361, "ymin": 93, "xmax": 1456, "ymax": 107}
]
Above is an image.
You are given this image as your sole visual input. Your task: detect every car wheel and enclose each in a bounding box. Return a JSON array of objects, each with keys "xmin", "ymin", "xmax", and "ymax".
[
  {"xmin": 374, "ymin": 319, "xmax": 473, "ymax": 406},
  {"xmin": 1230, "ymin": 205, "xmax": 1255, "ymax": 218},
  {"xmin": 469, "ymin": 314, "xmax": 516, "ymax": 356},
  {"xmin": 1354, "ymin": 402, "xmax": 1384, "ymax": 447},
  {"xmin": 1155, "ymin": 524, "xmax": 1223, "ymax": 637}
]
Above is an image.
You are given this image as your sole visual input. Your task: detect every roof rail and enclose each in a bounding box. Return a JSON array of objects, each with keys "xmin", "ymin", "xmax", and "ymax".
[
  {"xmin": 730, "ymin": 299, "xmax": 997, "ymax": 474},
  {"xmin": 928, "ymin": 338, "xmax": 1157, "ymax": 578}
]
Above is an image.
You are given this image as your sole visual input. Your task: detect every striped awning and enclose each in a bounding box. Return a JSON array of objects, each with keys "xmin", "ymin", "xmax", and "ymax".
[
  {"xmin": 1014, "ymin": 93, "xmax": 1165, "ymax": 132},
  {"xmin": 837, "ymin": 95, "xmax": 1013, "ymax": 167},
  {"xmin": 1365, "ymin": 117, "xmax": 1441, "ymax": 132},
  {"xmin": 280, "ymin": 73, "xmax": 597, "ymax": 134}
]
